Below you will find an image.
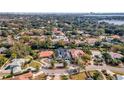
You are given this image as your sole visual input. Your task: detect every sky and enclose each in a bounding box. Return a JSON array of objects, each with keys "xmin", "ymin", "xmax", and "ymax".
[{"xmin": 0, "ymin": 0, "xmax": 124, "ymax": 13}]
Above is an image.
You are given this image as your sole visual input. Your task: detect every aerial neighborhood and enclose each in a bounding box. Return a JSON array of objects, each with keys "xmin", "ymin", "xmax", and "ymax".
[{"xmin": 1, "ymin": 13, "xmax": 124, "ymax": 80}]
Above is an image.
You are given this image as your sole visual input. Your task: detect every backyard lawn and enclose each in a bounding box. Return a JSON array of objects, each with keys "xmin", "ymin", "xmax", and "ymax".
[
  {"xmin": 69, "ymin": 70, "xmax": 104, "ymax": 80},
  {"xmin": 69, "ymin": 72, "xmax": 87, "ymax": 80},
  {"xmin": 29, "ymin": 61, "xmax": 41, "ymax": 69}
]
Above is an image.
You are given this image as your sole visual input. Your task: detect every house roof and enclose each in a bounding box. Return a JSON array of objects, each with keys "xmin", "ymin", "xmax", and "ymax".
[
  {"xmin": 39, "ymin": 51, "xmax": 54, "ymax": 58},
  {"xmin": 111, "ymin": 35, "xmax": 120, "ymax": 39},
  {"xmin": 13, "ymin": 71, "xmax": 33, "ymax": 80},
  {"xmin": 56, "ymin": 48, "xmax": 71, "ymax": 59},
  {"xmin": 91, "ymin": 50, "xmax": 102, "ymax": 57},
  {"xmin": 12, "ymin": 67, "xmax": 22, "ymax": 74},
  {"xmin": 11, "ymin": 59, "xmax": 25, "ymax": 66},
  {"xmin": 70, "ymin": 49, "xmax": 85, "ymax": 59},
  {"xmin": 85, "ymin": 38, "xmax": 97, "ymax": 44},
  {"xmin": 109, "ymin": 52, "xmax": 123, "ymax": 59},
  {"xmin": 52, "ymin": 27, "xmax": 65, "ymax": 35},
  {"xmin": 0, "ymin": 47, "xmax": 7, "ymax": 53}
]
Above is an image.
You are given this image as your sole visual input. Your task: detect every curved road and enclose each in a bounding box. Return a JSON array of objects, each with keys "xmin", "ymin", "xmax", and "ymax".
[
  {"xmin": 86, "ymin": 65, "xmax": 124, "ymax": 74},
  {"xmin": 41, "ymin": 68, "xmax": 67, "ymax": 75},
  {"xmin": 41, "ymin": 65, "xmax": 124, "ymax": 75}
]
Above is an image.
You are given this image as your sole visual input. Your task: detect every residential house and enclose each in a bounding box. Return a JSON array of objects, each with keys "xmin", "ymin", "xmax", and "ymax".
[
  {"xmin": 12, "ymin": 71, "xmax": 33, "ymax": 80},
  {"xmin": 53, "ymin": 30, "xmax": 65, "ymax": 36},
  {"xmin": 52, "ymin": 27, "xmax": 65, "ymax": 36},
  {"xmin": 85, "ymin": 38, "xmax": 98, "ymax": 45},
  {"xmin": 105, "ymin": 37, "xmax": 113, "ymax": 43},
  {"xmin": 39, "ymin": 51, "xmax": 54, "ymax": 58},
  {"xmin": 4, "ymin": 59, "xmax": 26, "ymax": 75},
  {"xmin": 52, "ymin": 28, "xmax": 69, "ymax": 43},
  {"xmin": 0, "ymin": 47, "xmax": 7, "ymax": 54},
  {"xmin": 91, "ymin": 50, "xmax": 104, "ymax": 65},
  {"xmin": 109, "ymin": 52, "xmax": 123, "ymax": 59},
  {"xmin": 70, "ymin": 49, "xmax": 85, "ymax": 59},
  {"xmin": 91, "ymin": 50, "xmax": 102, "ymax": 58},
  {"xmin": 111, "ymin": 35, "xmax": 120, "ymax": 39},
  {"xmin": 52, "ymin": 35, "xmax": 69, "ymax": 43},
  {"xmin": 56, "ymin": 48, "xmax": 71, "ymax": 60}
]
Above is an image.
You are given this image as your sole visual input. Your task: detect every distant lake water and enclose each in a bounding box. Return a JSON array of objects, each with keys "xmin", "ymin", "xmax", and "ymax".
[{"xmin": 98, "ymin": 20, "xmax": 124, "ymax": 25}]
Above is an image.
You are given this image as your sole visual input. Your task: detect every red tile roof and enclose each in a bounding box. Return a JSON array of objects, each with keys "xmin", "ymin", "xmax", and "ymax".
[
  {"xmin": 70, "ymin": 49, "xmax": 85, "ymax": 59},
  {"xmin": 13, "ymin": 71, "xmax": 33, "ymax": 80},
  {"xmin": 39, "ymin": 51, "xmax": 54, "ymax": 58}
]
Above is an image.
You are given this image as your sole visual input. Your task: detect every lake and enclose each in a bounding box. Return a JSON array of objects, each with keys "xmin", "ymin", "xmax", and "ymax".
[{"xmin": 98, "ymin": 20, "xmax": 124, "ymax": 25}]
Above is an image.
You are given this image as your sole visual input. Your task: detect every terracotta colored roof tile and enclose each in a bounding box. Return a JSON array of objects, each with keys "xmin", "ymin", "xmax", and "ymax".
[
  {"xmin": 70, "ymin": 49, "xmax": 85, "ymax": 59},
  {"xmin": 39, "ymin": 51, "xmax": 54, "ymax": 58},
  {"xmin": 13, "ymin": 71, "xmax": 33, "ymax": 80}
]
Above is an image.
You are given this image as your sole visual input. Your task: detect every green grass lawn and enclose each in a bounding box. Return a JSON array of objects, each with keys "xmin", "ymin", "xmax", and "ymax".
[
  {"xmin": 69, "ymin": 70, "xmax": 104, "ymax": 80},
  {"xmin": 33, "ymin": 73, "xmax": 47, "ymax": 80},
  {"xmin": 29, "ymin": 61, "xmax": 41, "ymax": 69},
  {"xmin": 69, "ymin": 72, "xmax": 87, "ymax": 80}
]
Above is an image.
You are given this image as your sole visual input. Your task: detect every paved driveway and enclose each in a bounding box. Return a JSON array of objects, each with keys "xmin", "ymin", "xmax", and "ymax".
[
  {"xmin": 86, "ymin": 65, "xmax": 124, "ymax": 74},
  {"xmin": 41, "ymin": 68, "xmax": 67, "ymax": 75},
  {"xmin": 41, "ymin": 65, "xmax": 124, "ymax": 75}
]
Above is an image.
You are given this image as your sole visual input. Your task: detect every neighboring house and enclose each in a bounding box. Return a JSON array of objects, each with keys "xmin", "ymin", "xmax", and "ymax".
[
  {"xmin": 91, "ymin": 50, "xmax": 104, "ymax": 65},
  {"xmin": 91, "ymin": 50, "xmax": 102, "ymax": 58},
  {"xmin": 105, "ymin": 37, "xmax": 113, "ymax": 43},
  {"xmin": 12, "ymin": 71, "xmax": 33, "ymax": 80},
  {"xmin": 12, "ymin": 66, "xmax": 22, "ymax": 74},
  {"xmin": 52, "ymin": 28, "xmax": 68, "ymax": 43},
  {"xmin": 101, "ymin": 42, "xmax": 112, "ymax": 46},
  {"xmin": 52, "ymin": 27, "xmax": 65, "ymax": 36},
  {"xmin": 109, "ymin": 52, "xmax": 123, "ymax": 59},
  {"xmin": 0, "ymin": 47, "xmax": 7, "ymax": 54},
  {"xmin": 74, "ymin": 40, "xmax": 82, "ymax": 45},
  {"xmin": 85, "ymin": 38, "xmax": 98, "ymax": 45},
  {"xmin": 52, "ymin": 35, "xmax": 69, "ymax": 43},
  {"xmin": 4, "ymin": 59, "xmax": 26, "ymax": 74},
  {"xmin": 39, "ymin": 51, "xmax": 54, "ymax": 58},
  {"xmin": 111, "ymin": 35, "xmax": 120, "ymax": 39},
  {"xmin": 56, "ymin": 48, "xmax": 71, "ymax": 60},
  {"xmin": 10, "ymin": 59, "xmax": 25, "ymax": 67},
  {"xmin": 53, "ymin": 30, "xmax": 65, "ymax": 36},
  {"xmin": 70, "ymin": 49, "xmax": 85, "ymax": 59},
  {"xmin": 99, "ymin": 36, "xmax": 106, "ymax": 40}
]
